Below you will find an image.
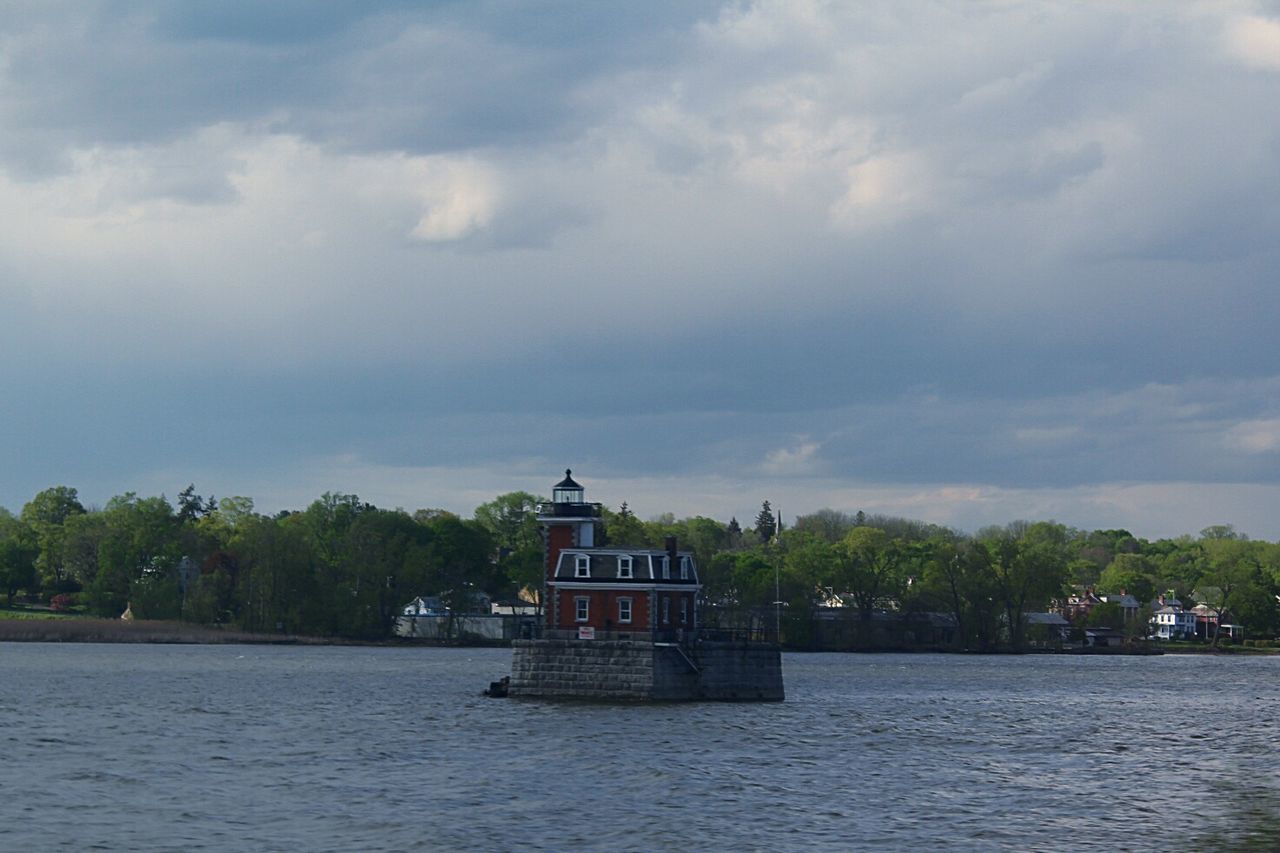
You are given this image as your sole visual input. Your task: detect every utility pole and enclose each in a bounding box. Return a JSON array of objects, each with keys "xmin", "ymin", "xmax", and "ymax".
[{"xmin": 773, "ymin": 506, "xmax": 781, "ymax": 642}]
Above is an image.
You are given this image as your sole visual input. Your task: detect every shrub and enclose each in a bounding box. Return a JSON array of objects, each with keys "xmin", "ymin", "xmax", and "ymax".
[{"xmin": 50, "ymin": 593, "xmax": 76, "ymax": 612}]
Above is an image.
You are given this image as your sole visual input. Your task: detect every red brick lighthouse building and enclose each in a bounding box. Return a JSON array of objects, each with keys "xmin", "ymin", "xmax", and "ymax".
[{"xmin": 538, "ymin": 470, "xmax": 700, "ymax": 639}]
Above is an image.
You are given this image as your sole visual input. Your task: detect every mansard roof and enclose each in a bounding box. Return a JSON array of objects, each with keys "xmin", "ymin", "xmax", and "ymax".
[{"xmin": 551, "ymin": 548, "xmax": 700, "ymax": 585}]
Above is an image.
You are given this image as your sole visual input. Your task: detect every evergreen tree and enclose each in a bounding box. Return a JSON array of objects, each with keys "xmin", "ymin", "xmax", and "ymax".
[{"xmin": 754, "ymin": 501, "xmax": 777, "ymax": 543}]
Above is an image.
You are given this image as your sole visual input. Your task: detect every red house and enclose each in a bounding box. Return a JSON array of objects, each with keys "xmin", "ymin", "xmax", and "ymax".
[{"xmin": 539, "ymin": 470, "xmax": 700, "ymax": 639}]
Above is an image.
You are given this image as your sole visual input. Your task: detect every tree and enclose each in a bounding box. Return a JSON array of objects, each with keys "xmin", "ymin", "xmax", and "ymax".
[
  {"xmin": 176, "ymin": 484, "xmax": 215, "ymax": 523},
  {"xmin": 1067, "ymin": 558, "xmax": 1102, "ymax": 589},
  {"xmin": 341, "ymin": 509, "xmax": 435, "ymax": 638},
  {"xmin": 472, "ymin": 491, "xmax": 549, "ymax": 612},
  {"xmin": 754, "ymin": 501, "xmax": 777, "ymax": 544},
  {"xmin": 419, "ymin": 515, "xmax": 496, "ymax": 638},
  {"xmin": 503, "ymin": 544, "xmax": 545, "ymax": 608},
  {"xmin": 61, "ymin": 512, "xmax": 107, "ymax": 588},
  {"xmin": 1083, "ymin": 601, "xmax": 1124, "ymax": 629},
  {"xmin": 231, "ymin": 514, "xmax": 315, "ymax": 634},
  {"xmin": 979, "ymin": 522, "xmax": 1069, "ymax": 651},
  {"xmin": 853, "ymin": 513, "xmax": 951, "ymax": 542},
  {"xmin": 83, "ymin": 493, "xmax": 181, "ymax": 617},
  {"xmin": 1201, "ymin": 524, "xmax": 1244, "ymax": 541},
  {"xmin": 834, "ymin": 527, "xmax": 908, "ymax": 647},
  {"xmin": 662, "ymin": 516, "xmax": 728, "ymax": 570},
  {"xmin": 473, "ymin": 491, "xmax": 544, "ymax": 553},
  {"xmin": 0, "ymin": 514, "xmax": 38, "ymax": 606},
  {"xmin": 21, "ymin": 486, "xmax": 86, "ymax": 590},
  {"xmin": 1098, "ymin": 554, "xmax": 1156, "ymax": 604},
  {"xmin": 725, "ymin": 517, "xmax": 744, "ymax": 549},
  {"xmin": 915, "ymin": 538, "xmax": 1001, "ymax": 651},
  {"xmin": 792, "ymin": 509, "xmax": 858, "ymax": 543},
  {"xmin": 191, "ymin": 496, "xmax": 256, "ymax": 559},
  {"xmin": 1198, "ymin": 538, "xmax": 1264, "ymax": 645},
  {"xmin": 601, "ymin": 503, "xmax": 648, "ymax": 548}
]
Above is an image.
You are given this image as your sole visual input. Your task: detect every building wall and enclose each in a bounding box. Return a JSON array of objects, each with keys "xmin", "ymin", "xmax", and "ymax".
[
  {"xmin": 552, "ymin": 588, "xmax": 697, "ymax": 633},
  {"xmin": 545, "ymin": 525, "xmax": 575, "ymax": 584},
  {"xmin": 652, "ymin": 591, "xmax": 697, "ymax": 632},
  {"xmin": 395, "ymin": 614, "xmax": 536, "ymax": 642},
  {"xmin": 544, "ymin": 524, "xmax": 575, "ymax": 627}
]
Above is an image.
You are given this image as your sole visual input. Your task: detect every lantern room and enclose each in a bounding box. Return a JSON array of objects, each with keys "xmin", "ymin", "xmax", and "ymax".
[{"xmin": 552, "ymin": 469, "xmax": 583, "ymax": 505}]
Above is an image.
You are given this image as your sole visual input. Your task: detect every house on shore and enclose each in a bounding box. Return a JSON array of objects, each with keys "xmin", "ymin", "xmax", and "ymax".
[{"xmin": 1148, "ymin": 593, "xmax": 1197, "ymax": 640}]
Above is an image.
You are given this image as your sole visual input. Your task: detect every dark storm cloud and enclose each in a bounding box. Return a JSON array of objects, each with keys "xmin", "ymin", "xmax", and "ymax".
[
  {"xmin": 3, "ymin": 1, "xmax": 1280, "ymax": 538},
  {"xmin": 0, "ymin": 0, "xmax": 719, "ymax": 172}
]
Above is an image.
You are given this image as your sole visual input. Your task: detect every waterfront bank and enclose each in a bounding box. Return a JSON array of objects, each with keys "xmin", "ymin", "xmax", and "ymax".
[
  {"xmin": 0, "ymin": 617, "xmax": 324, "ymax": 645},
  {"xmin": 3, "ymin": 615, "xmax": 1271, "ymax": 656}
]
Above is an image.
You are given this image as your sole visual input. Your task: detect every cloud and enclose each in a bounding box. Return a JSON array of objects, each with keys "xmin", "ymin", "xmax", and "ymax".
[
  {"xmin": 1225, "ymin": 419, "xmax": 1280, "ymax": 454},
  {"xmin": 2, "ymin": 2, "xmax": 1280, "ymax": 543},
  {"xmin": 828, "ymin": 152, "xmax": 932, "ymax": 228},
  {"xmin": 198, "ymin": 458, "xmax": 1280, "ymax": 542},
  {"xmin": 761, "ymin": 440, "xmax": 821, "ymax": 476},
  {"xmin": 406, "ymin": 162, "xmax": 500, "ymax": 242},
  {"xmin": 1225, "ymin": 15, "xmax": 1280, "ymax": 70},
  {"xmin": 1013, "ymin": 426, "xmax": 1084, "ymax": 447}
]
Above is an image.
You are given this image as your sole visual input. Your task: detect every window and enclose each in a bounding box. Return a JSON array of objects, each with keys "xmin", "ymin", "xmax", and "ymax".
[
  {"xmin": 680, "ymin": 597, "xmax": 688, "ymax": 625},
  {"xmin": 618, "ymin": 555, "xmax": 633, "ymax": 579},
  {"xmin": 662, "ymin": 597, "xmax": 670, "ymax": 625},
  {"xmin": 618, "ymin": 597, "xmax": 632, "ymax": 624},
  {"xmin": 575, "ymin": 597, "xmax": 589, "ymax": 622},
  {"xmin": 574, "ymin": 555, "xmax": 590, "ymax": 578},
  {"xmin": 680, "ymin": 556, "xmax": 691, "ymax": 580},
  {"xmin": 661, "ymin": 556, "xmax": 670, "ymax": 580}
]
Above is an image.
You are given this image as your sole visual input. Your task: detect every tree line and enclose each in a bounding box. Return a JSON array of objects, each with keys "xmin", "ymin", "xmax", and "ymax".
[{"xmin": 2, "ymin": 485, "xmax": 1278, "ymax": 645}]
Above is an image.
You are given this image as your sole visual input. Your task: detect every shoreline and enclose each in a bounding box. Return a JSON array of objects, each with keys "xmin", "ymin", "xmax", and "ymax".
[
  {"xmin": 0, "ymin": 617, "xmax": 336, "ymax": 646},
  {"xmin": 2, "ymin": 617, "xmax": 1271, "ymax": 654},
  {"xmin": 0, "ymin": 617, "xmax": 507, "ymax": 647}
]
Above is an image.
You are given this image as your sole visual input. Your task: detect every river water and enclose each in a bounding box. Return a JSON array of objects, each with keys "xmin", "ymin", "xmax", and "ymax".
[{"xmin": 1, "ymin": 645, "xmax": 1277, "ymax": 851}]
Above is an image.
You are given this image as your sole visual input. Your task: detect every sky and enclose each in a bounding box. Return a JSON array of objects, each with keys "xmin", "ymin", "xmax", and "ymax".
[{"xmin": 2, "ymin": 0, "xmax": 1279, "ymax": 540}]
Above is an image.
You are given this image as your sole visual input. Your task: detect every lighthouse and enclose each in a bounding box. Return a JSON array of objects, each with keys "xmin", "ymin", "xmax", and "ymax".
[
  {"xmin": 508, "ymin": 469, "xmax": 783, "ymax": 701},
  {"xmin": 538, "ymin": 470, "xmax": 700, "ymax": 640},
  {"xmin": 538, "ymin": 469, "xmax": 602, "ymax": 623}
]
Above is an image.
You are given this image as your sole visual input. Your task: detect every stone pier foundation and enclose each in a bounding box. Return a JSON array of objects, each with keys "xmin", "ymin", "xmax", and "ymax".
[{"xmin": 508, "ymin": 638, "xmax": 783, "ymax": 701}]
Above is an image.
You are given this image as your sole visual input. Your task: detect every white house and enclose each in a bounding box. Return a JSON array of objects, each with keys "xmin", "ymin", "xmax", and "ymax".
[
  {"xmin": 402, "ymin": 595, "xmax": 448, "ymax": 617},
  {"xmin": 402, "ymin": 591, "xmax": 493, "ymax": 617},
  {"xmin": 491, "ymin": 599, "xmax": 539, "ymax": 616},
  {"xmin": 1149, "ymin": 604, "xmax": 1196, "ymax": 640}
]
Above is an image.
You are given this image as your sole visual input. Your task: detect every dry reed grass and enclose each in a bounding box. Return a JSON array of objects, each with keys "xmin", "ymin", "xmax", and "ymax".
[{"xmin": 0, "ymin": 618, "xmax": 324, "ymax": 645}]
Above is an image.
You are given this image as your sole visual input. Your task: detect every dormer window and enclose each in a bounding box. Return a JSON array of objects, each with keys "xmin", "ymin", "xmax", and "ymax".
[
  {"xmin": 575, "ymin": 555, "xmax": 590, "ymax": 578},
  {"xmin": 661, "ymin": 556, "xmax": 670, "ymax": 580},
  {"xmin": 618, "ymin": 556, "xmax": 633, "ymax": 579},
  {"xmin": 680, "ymin": 556, "xmax": 691, "ymax": 580}
]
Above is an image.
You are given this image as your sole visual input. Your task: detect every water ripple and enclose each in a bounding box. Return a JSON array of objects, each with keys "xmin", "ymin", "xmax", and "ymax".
[{"xmin": 2, "ymin": 646, "xmax": 1279, "ymax": 850}]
